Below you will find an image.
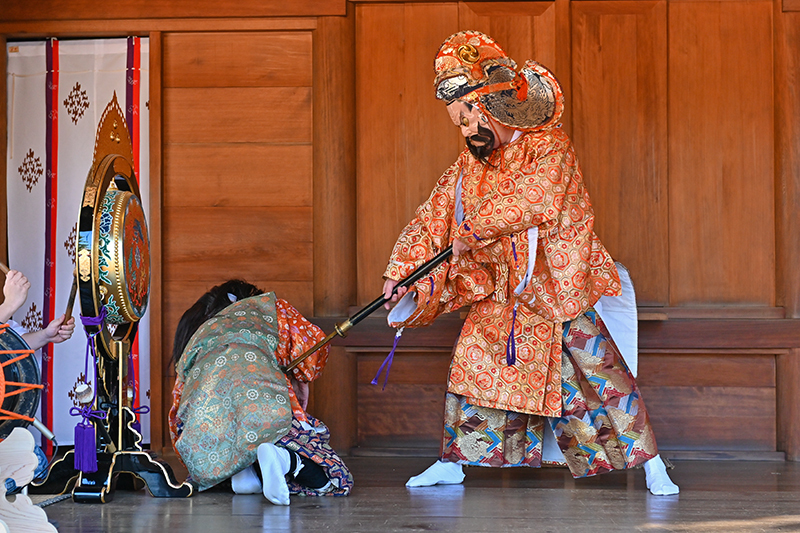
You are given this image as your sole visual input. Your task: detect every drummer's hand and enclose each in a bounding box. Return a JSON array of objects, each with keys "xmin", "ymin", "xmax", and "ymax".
[
  {"xmin": 49, "ymin": 314, "xmax": 76, "ymax": 343},
  {"xmin": 383, "ymin": 279, "xmax": 407, "ymax": 310},
  {"xmin": 41, "ymin": 314, "xmax": 75, "ymax": 345},
  {"xmin": 0, "ymin": 270, "xmax": 30, "ymax": 322},
  {"xmin": 21, "ymin": 314, "xmax": 74, "ymax": 351}
]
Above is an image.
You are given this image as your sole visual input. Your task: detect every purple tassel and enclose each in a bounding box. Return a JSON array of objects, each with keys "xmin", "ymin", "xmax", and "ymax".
[
  {"xmin": 372, "ymin": 328, "xmax": 404, "ymax": 390},
  {"xmin": 505, "ymin": 304, "xmax": 518, "ymax": 366},
  {"xmin": 74, "ymin": 421, "xmax": 98, "ymax": 473},
  {"xmin": 70, "ymin": 309, "xmax": 108, "ymax": 473}
]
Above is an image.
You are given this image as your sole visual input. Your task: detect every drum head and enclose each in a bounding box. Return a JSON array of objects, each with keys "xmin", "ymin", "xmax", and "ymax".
[{"xmin": 0, "ymin": 327, "xmax": 40, "ymax": 440}]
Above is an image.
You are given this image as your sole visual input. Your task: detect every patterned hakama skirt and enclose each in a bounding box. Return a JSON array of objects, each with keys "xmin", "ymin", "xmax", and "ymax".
[{"xmin": 441, "ymin": 310, "xmax": 658, "ymax": 478}]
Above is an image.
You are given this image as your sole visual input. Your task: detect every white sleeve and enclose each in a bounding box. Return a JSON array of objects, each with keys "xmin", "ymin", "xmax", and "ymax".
[
  {"xmin": 594, "ymin": 263, "xmax": 638, "ymax": 377},
  {"xmin": 6, "ymin": 319, "xmax": 29, "ymax": 337}
]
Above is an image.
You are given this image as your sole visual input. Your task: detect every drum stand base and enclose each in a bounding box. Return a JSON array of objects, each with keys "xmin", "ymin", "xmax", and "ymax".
[{"xmin": 30, "ymin": 448, "xmax": 193, "ymax": 502}]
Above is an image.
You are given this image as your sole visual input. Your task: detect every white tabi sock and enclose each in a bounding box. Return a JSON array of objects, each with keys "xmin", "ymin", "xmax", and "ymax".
[
  {"xmin": 257, "ymin": 443, "xmax": 292, "ymax": 505},
  {"xmin": 406, "ymin": 460, "xmax": 465, "ymax": 487},
  {"xmin": 231, "ymin": 464, "xmax": 262, "ymax": 494},
  {"xmin": 644, "ymin": 454, "xmax": 680, "ymax": 496}
]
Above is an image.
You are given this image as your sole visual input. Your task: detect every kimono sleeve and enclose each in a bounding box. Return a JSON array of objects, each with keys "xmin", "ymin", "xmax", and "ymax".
[{"xmin": 274, "ymin": 298, "xmax": 329, "ymax": 383}]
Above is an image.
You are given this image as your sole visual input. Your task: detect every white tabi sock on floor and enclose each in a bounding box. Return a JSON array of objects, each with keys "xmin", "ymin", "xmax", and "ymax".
[
  {"xmin": 406, "ymin": 460, "xmax": 465, "ymax": 487},
  {"xmin": 257, "ymin": 443, "xmax": 292, "ymax": 505},
  {"xmin": 644, "ymin": 454, "xmax": 680, "ymax": 496},
  {"xmin": 231, "ymin": 464, "xmax": 262, "ymax": 494}
]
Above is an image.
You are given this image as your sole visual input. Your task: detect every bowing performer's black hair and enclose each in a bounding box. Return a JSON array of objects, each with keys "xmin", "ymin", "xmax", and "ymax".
[{"xmin": 171, "ymin": 279, "xmax": 264, "ymax": 370}]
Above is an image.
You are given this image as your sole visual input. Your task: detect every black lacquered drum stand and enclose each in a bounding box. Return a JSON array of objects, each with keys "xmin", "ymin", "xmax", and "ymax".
[{"xmin": 31, "ymin": 95, "xmax": 192, "ymax": 502}]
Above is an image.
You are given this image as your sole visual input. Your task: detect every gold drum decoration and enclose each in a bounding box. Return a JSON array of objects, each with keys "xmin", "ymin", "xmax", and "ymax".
[{"xmin": 96, "ymin": 187, "xmax": 150, "ymax": 325}]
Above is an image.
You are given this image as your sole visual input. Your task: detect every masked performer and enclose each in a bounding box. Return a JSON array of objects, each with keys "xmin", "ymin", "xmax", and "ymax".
[
  {"xmin": 169, "ymin": 280, "xmax": 353, "ymax": 505},
  {"xmin": 381, "ymin": 31, "xmax": 678, "ymax": 495}
]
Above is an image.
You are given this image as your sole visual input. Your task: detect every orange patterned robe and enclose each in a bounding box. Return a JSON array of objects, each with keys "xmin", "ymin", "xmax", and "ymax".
[{"xmin": 385, "ymin": 127, "xmax": 621, "ymax": 417}]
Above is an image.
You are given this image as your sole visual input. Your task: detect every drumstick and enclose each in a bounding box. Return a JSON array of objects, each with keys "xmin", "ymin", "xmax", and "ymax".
[
  {"xmin": 65, "ymin": 269, "xmax": 78, "ymax": 320},
  {"xmin": 0, "ymin": 262, "xmax": 9, "ymax": 275}
]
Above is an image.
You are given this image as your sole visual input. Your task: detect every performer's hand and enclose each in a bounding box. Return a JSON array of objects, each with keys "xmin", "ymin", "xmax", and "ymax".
[
  {"xmin": 21, "ymin": 314, "xmax": 75, "ymax": 350},
  {"xmin": 452, "ymin": 238, "xmax": 472, "ymax": 258},
  {"xmin": 0, "ymin": 270, "xmax": 30, "ymax": 321},
  {"xmin": 383, "ymin": 279, "xmax": 407, "ymax": 310},
  {"xmin": 291, "ymin": 378, "xmax": 309, "ymax": 411},
  {"xmin": 48, "ymin": 314, "xmax": 76, "ymax": 344},
  {"xmin": 41, "ymin": 314, "xmax": 75, "ymax": 345}
]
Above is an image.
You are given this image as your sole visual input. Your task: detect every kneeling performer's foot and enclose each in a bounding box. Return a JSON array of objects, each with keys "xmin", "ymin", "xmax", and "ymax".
[
  {"xmin": 644, "ymin": 455, "xmax": 679, "ymax": 496},
  {"xmin": 257, "ymin": 443, "xmax": 291, "ymax": 505},
  {"xmin": 231, "ymin": 464, "xmax": 262, "ymax": 494},
  {"xmin": 406, "ymin": 460, "xmax": 465, "ymax": 487}
]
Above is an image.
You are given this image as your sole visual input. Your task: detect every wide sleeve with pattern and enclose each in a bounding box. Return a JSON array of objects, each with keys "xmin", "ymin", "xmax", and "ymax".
[
  {"xmin": 383, "ymin": 159, "xmax": 462, "ymax": 281},
  {"xmin": 273, "ymin": 298, "xmax": 329, "ymax": 383},
  {"xmin": 455, "ymin": 130, "xmax": 573, "ymax": 249}
]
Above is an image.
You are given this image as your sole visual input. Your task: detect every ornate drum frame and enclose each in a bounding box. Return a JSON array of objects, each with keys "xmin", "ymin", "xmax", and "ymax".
[
  {"xmin": 76, "ymin": 119, "xmax": 150, "ymax": 361},
  {"xmin": 31, "ymin": 95, "xmax": 192, "ymax": 502}
]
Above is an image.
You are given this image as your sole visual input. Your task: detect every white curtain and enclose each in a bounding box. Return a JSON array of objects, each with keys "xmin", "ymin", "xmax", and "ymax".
[{"xmin": 6, "ymin": 38, "xmax": 151, "ymax": 447}]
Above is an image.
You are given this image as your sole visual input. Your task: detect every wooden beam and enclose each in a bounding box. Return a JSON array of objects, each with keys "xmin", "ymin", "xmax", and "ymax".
[
  {"xmin": 309, "ymin": 315, "xmax": 800, "ymax": 351},
  {"xmin": 0, "ymin": 0, "xmax": 344, "ymax": 21},
  {"xmin": 0, "ymin": 18, "xmax": 318, "ymax": 38}
]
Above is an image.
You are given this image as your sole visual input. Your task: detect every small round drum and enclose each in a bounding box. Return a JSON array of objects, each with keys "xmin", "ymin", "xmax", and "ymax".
[{"xmin": 0, "ymin": 325, "xmax": 41, "ymax": 440}]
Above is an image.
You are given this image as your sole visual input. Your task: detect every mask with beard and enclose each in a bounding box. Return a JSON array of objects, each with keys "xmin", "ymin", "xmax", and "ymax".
[{"xmin": 466, "ymin": 124, "xmax": 496, "ymax": 163}]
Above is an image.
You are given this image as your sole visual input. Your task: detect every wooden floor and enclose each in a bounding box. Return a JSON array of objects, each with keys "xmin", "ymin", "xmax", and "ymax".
[{"xmin": 36, "ymin": 457, "xmax": 800, "ymax": 532}]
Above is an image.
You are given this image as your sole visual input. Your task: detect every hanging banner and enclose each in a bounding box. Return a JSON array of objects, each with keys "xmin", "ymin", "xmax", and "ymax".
[{"xmin": 6, "ymin": 38, "xmax": 151, "ymax": 448}]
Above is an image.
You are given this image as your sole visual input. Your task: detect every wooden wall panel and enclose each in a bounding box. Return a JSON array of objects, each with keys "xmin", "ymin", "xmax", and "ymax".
[
  {"xmin": 459, "ymin": 2, "xmax": 559, "ymax": 77},
  {"xmin": 775, "ymin": 11, "xmax": 800, "ymax": 318},
  {"xmin": 355, "ymin": 3, "xmax": 461, "ymax": 304},
  {"xmin": 161, "ymin": 30, "xmax": 315, "ymax": 444},
  {"xmin": 164, "ymin": 144, "xmax": 312, "ymax": 207},
  {"xmin": 639, "ymin": 353, "xmax": 777, "ymax": 453},
  {"xmin": 163, "ymin": 207, "xmax": 313, "ymax": 279},
  {"xmin": 163, "ymin": 32, "xmax": 312, "ymax": 88},
  {"xmin": 164, "ymin": 87, "xmax": 312, "ymax": 143},
  {"xmin": 357, "ymin": 352, "xmax": 451, "ymax": 450},
  {"xmin": 668, "ymin": 0, "xmax": 774, "ymax": 306},
  {"xmin": 571, "ymin": 1, "xmax": 668, "ymax": 306},
  {"xmin": 641, "ymin": 386, "xmax": 777, "ymax": 451}
]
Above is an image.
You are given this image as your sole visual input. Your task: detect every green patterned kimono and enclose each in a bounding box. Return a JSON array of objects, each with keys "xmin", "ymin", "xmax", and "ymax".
[{"xmin": 171, "ymin": 293, "xmax": 293, "ymax": 491}]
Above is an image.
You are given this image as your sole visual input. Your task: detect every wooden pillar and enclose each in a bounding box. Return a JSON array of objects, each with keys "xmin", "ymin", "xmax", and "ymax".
[
  {"xmin": 148, "ymin": 31, "xmax": 166, "ymax": 453},
  {"xmin": 310, "ymin": 4, "xmax": 358, "ymax": 453},
  {"xmin": 775, "ymin": 6, "xmax": 800, "ymax": 319}
]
